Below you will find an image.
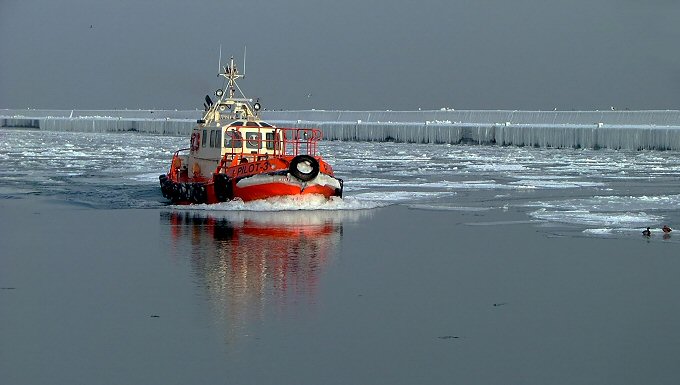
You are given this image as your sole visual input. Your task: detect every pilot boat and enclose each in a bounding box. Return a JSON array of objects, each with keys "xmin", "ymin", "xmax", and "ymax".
[{"xmin": 159, "ymin": 56, "xmax": 343, "ymax": 204}]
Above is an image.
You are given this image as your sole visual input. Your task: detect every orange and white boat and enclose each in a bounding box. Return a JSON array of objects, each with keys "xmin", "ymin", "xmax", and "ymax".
[{"xmin": 159, "ymin": 56, "xmax": 343, "ymax": 204}]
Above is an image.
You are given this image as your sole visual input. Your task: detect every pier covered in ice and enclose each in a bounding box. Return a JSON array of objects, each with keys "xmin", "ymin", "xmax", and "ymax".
[{"xmin": 3, "ymin": 108, "xmax": 680, "ymax": 150}]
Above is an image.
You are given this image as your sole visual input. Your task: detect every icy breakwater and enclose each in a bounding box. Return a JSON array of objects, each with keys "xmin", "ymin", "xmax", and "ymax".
[{"xmin": 3, "ymin": 109, "xmax": 680, "ymax": 150}]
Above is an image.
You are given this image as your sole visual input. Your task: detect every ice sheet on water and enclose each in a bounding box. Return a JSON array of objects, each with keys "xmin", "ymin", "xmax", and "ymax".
[
  {"xmin": 407, "ymin": 204, "xmax": 494, "ymax": 212},
  {"xmin": 524, "ymin": 194, "xmax": 680, "ymax": 212},
  {"xmin": 347, "ymin": 177, "xmax": 402, "ymax": 188},
  {"xmin": 582, "ymin": 227, "xmax": 651, "ymax": 236},
  {"xmin": 582, "ymin": 227, "xmax": 678, "ymax": 242},
  {"xmin": 465, "ymin": 163, "xmax": 528, "ymax": 172},
  {"xmin": 0, "ymin": 186, "xmax": 39, "ymax": 195},
  {"xmin": 387, "ymin": 180, "xmax": 507, "ymax": 189},
  {"xmin": 529, "ymin": 208, "xmax": 663, "ymax": 227},
  {"xmin": 509, "ymin": 179, "xmax": 607, "ymax": 189},
  {"xmin": 347, "ymin": 178, "xmax": 512, "ymax": 191},
  {"xmin": 4, "ymin": 129, "xmax": 680, "ymax": 232},
  {"xmin": 351, "ymin": 191, "xmax": 455, "ymax": 202},
  {"xmin": 128, "ymin": 172, "xmax": 167, "ymax": 182}
]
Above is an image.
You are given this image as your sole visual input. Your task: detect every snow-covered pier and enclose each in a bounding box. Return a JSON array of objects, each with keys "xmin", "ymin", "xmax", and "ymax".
[{"xmin": 3, "ymin": 109, "xmax": 680, "ymax": 150}]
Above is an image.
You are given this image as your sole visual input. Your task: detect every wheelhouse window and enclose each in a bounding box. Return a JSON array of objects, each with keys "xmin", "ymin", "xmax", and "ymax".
[
  {"xmin": 246, "ymin": 132, "xmax": 261, "ymax": 149},
  {"xmin": 209, "ymin": 130, "xmax": 215, "ymax": 147},
  {"xmin": 224, "ymin": 130, "xmax": 243, "ymax": 149},
  {"xmin": 245, "ymin": 121, "xmax": 259, "ymax": 127},
  {"xmin": 202, "ymin": 129, "xmax": 207, "ymax": 146},
  {"xmin": 265, "ymin": 132, "xmax": 280, "ymax": 150},
  {"xmin": 215, "ymin": 129, "xmax": 221, "ymax": 148}
]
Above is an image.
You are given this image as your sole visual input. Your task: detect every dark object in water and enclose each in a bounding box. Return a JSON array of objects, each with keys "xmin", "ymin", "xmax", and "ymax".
[
  {"xmin": 438, "ymin": 335, "xmax": 460, "ymax": 340},
  {"xmin": 663, "ymin": 225, "xmax": 672, "ymax": 233},
  {"xmin": 642, "ymin": 227, "xmax": 651, "ymax": 236}
]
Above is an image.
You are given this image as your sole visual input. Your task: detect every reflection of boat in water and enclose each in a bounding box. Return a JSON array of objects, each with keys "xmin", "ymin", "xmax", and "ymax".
[{"xmin": 161, "ymin": 208, "xmax": 370, "ymax": 341}]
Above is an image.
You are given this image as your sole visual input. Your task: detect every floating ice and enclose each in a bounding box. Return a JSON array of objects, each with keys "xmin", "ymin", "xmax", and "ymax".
[
  {"xmin": 408, "ymin": 204, "xmax": 493, "ymax": 212},
  {"xmin": 465, "ymin": 163, "xmax": 527, "ymax": 172},
  {"xmin": 509, "ymin": 179, "xmax": 607, "ymax": 189},
  {"xmin": 3, "ymin": 129, "xmax": 680, "ymax": 233},
  {"xmin": 524, "ymin": 195, "xmax": 680, "ymax": 212},
  {"xmin": 350, "ymin": 191, "xmax": 455, "ymax": 202},
  {"xmin": 529, "ymin": 208, "xmax": 663, "ymax": 227}
]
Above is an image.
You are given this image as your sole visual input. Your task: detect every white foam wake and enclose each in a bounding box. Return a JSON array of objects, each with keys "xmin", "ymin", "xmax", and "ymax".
[{"xmin": 173, "ymin": 194, "xmax": 388, "ymax": 212}]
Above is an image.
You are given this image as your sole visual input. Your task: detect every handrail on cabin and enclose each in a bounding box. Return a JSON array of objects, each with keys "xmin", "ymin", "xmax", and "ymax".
[{"xmin": 211, "ymin": 127, "xmax": 323, "ymax": 174}]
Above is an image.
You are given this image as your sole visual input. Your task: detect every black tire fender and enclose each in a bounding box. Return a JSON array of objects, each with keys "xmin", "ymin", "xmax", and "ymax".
[
  {"xmin": 289, "ymin": 155, "xmax": 320, "ymax": 182},
  {"xmin": 213, "ymin": 173, "xmax": 233, "ymax": 202}
]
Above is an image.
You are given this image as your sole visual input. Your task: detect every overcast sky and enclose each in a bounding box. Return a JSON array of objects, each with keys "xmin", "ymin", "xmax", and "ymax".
[{"xmin": 2, "ymin": 0, "xmax": 680, "ymax": 111}]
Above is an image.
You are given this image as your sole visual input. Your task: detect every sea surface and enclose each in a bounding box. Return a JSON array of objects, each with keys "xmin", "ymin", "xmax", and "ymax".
[
  {"xmin": 3, "ymin": 129, "xmax": 680, "ymax": 232},
  {"xmin": 2, "ymin": 129, "xmax": 680, "ymax": 384}
]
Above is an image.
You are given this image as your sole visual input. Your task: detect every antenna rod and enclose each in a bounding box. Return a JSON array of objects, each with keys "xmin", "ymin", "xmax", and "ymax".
[
  {"xmin": 243, "ymin": 46, "xmax": 247, "ymax": 77},
  {"xmin": 218, "ymin": 44, "xmax": 222, "ymax": 75}
]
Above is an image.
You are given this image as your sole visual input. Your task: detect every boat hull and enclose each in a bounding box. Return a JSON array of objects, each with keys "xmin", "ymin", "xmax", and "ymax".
[
  {"xmin": 159, "ymin": 172, "xmax": 342, "ymax": 205},
  {"xmin": 232, "ymin": 173, "xmax": 342, "ymax": 202}
]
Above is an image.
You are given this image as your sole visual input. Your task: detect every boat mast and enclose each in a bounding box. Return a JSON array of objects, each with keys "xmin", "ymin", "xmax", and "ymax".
[
  {"xmin": 199, "ymin": 54, "xmax": 259, "ymax": 123},
  {"xmin": 221, "ymin": 56, "xmax": 243, "ymax": 99}
]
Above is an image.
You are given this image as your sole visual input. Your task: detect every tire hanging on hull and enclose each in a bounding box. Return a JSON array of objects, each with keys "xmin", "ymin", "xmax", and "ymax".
[
  {"xmin": 213, "ymin": 173, "xmax": 233, "ymax": 202},
  {"xmin": 289, "ymin": 155, "xmax": 320, "ymax": 182},
  {"xmin": 159, "ymin": 175, "xmax": 207, "ymax": 204}
]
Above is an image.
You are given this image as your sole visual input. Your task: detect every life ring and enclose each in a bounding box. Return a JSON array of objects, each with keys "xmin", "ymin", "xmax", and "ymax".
[
  {"xmin": 190, "ymin": 132, "xmax": 200, "ymax": 151},
  {"xmin": 289, "ymin": 155, "xmax": 319, "ymax": 182}
]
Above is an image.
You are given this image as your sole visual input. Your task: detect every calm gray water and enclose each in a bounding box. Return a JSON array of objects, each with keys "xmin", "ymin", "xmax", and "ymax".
[{"xmin": 2, "ymin": 129, "xmax": 680, "ymax": 384}]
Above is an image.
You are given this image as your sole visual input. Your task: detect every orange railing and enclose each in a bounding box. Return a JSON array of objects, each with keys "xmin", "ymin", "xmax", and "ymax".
[
  {"xmin": 219, "ymin": 127, "xmax": 322, "ymax": 161},
  {"xmin": 168, "ymin": 148, "xmax": 190, "ymax": 180},
  {"xmin": 282, "ymin": 128, "xmax": 323, "ymax": 157},
  {"xmin": 213, "ymin": 127, "xmax": 323, "ymax": 175}
]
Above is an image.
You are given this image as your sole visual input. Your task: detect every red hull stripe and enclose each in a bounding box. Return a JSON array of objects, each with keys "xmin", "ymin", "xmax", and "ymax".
[{"xmin": 233, "ymin": 182, "xmax": 337, "ymax": 202}]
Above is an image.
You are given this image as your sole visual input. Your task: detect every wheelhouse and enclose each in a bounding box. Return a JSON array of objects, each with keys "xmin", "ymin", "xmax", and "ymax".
[
  {"xmin": 194, "ymin": 120, "xmax": 321, "ymax": 164},
  {"xmin": 220, "ymin": 120, "xmax": 282, "ymax": 161}
]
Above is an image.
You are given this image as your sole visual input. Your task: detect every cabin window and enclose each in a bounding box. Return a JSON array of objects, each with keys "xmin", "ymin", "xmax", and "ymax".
[
  {"xmin": 202, "ymin": 129, "xmax": 207, "ymax": 146},
  {"xmin": 245, "ymin": 121, "xmax": 259, "ymax": 127},
  {"xmin": 209, "ymin": 130, "xmax": 215, "ymax": 147},
  {"xmin": 215, "ymin": 129, "xmax": 222, "ymax": 148},
  {"xmin": 246, "ymin": 132, "xmax": 261, "ymax": 149},
  {"xmin": 224, "ymin": 130, "xmax": 243, "ymax": 149},
  {"xmin": 265, "ymin": 132, "xmax": 278, "ymax": 150},
  {"xmin": 229, "ymin": 121, "xmax": 244, "ymax": 127}
]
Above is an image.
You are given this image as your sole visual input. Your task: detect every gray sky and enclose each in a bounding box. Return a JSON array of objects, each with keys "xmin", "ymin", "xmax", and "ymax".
[{"xmin": 2, "ymin": 0, "xmax": 680, "ymax": 111}]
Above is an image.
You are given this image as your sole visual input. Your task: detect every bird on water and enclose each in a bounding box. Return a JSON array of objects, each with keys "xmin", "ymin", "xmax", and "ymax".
[
  {"xmin": 642, "ymin": 227, "xmax": 651, "ymax": 236},
  {"xmin": 663, "ymin": 225, "xmax": 672, "ymax": 233}
]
